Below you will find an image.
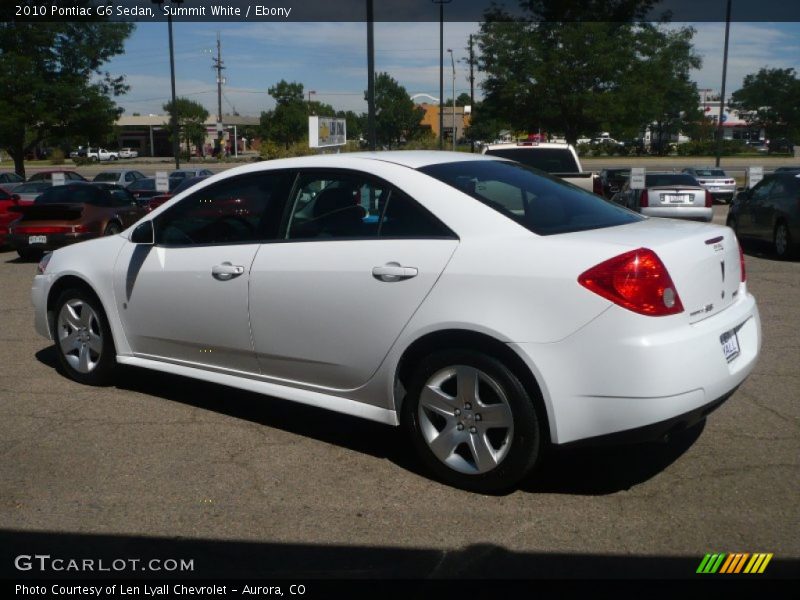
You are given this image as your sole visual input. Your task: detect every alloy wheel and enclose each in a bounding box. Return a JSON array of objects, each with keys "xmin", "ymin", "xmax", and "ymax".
[{"xmin": 417, "ymin": 365, "xmax": 514, "ymax": 475}]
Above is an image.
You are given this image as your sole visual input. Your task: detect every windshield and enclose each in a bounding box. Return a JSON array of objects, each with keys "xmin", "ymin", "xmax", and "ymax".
[
  {"xmin": 483, "ymin": 148, "xmax": 580, "ymax": 173},
  {"xmin": 646, "ymin": 174, "xmax": 699, "ymax": 187},
  {"xmin": 419, "ymin": 160, "xmax": 642, "ymax": 235},
  {"xmin": 693, "ymin": 169, "xmax": 726, "ymax": 178}
]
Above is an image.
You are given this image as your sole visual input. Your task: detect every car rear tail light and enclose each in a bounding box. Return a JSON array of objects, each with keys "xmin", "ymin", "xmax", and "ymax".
[
  {"xmin": 13, "ymin": 224, "xmax": 90, "ymax": 234},
  {"xmin": 593, "ymin": 175, "xmax": 603, "ymax": 197},
  {"xmin": 578, "ymin": 248, "xmax": 684, "ymax": 316},
  {"xmin": 639, "ymin": 189, "xmax": 649, "ymax": 207},
  {"xmin": 738, "ymin": 239, "xmax": 746, "ymax": 282},
  {"xmin": 13, "ymin": 225, "xmax": 72, "ymax": 234},
  {"xmin": 705, "ymin": 190, "xmax": 714, "ymax": 208}
]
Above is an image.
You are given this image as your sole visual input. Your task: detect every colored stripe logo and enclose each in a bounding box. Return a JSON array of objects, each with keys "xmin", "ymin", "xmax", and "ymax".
[{"xmin": 697, "ymin": 553, "xmax": 773, "ymax": 574}]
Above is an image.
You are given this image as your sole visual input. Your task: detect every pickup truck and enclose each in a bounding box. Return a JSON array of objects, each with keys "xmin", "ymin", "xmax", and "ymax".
[
  {"xmin": 482, "ymin": 142, "xmax": 602, "ymax": 195},
  {"xmin": 86, "ymin": 148, "xmax": 119, "ymax": 162}
]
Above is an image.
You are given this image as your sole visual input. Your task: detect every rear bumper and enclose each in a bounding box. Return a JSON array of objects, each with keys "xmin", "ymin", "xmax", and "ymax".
[
  {"xmin": 641, "ymin": 207, "xmax": 713, "ymax": 222},
  {"xmin": 511, "ymin": 290, "xmax": 761, "ymax": 445},
  {"xmin": 560, "ymin": 387, "xmax": 735, "ymax": 448}
]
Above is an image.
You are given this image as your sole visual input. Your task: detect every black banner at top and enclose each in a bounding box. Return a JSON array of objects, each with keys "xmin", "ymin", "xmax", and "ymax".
[{"xmin": 4, "ymin": 0, "xmax": 800, "ymax": 23}]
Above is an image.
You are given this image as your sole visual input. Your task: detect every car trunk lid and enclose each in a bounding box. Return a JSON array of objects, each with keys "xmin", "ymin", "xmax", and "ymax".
[
  {"xmin": 564, "ymin": 219, "xmax": 742, "ymax": 324},
  {"xmin": 648, "ymin": 185, "xmax": 706, "ymax": 207}
]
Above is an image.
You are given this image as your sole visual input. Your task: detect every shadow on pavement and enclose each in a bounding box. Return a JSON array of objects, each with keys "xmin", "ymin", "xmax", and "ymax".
[
  {"xmin": 2, "ymin": 529, "xmax": 798, "ymax": 580},
  {"xmin": 35, "ymin": 349, "xmax": 705, "ymax": 496}
]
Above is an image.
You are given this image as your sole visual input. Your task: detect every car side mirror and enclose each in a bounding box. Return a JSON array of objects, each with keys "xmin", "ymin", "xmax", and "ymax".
[{"xmin": 130, "ymin": 220, "xmax": 154, "ymax": 245}]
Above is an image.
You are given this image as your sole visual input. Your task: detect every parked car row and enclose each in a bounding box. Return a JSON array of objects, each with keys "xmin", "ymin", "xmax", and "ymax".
[{"xmin": 0, "ymin": 172, "xmax": 212, "ymax": 257}]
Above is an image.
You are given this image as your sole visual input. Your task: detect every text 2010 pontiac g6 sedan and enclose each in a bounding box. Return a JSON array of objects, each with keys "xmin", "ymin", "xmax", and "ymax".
[{"xmin": 31, "ymin": 152, "xmax": 761, "ymax": 492}]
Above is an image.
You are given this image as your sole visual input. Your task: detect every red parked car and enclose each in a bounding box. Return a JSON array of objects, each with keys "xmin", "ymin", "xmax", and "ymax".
[
  {"xmin": 0, "ymin": 186, "xmax": 22, "ymax": 247},
  {"xmin": 27, "ymin": 170, "xmax": 88, "ymax": 183},
  {"xmin": 145, "ymin": 175, "xmax": 209, "ymax": 212},
  {"xmin": 7, "ymin": 182, "xmax": 145, "ymax": 259}
]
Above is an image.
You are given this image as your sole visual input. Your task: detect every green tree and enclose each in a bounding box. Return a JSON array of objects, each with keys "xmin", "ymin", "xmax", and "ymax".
[
  {"xmin": 476, "ymin": 1, "xmax": 700, "ymax": 148},
  {"xmin": 730, "ymin": 68, "xmax": 800, "ymax": 142},
  {"xmin": 367, "ymin": 73, "xmax": 425, "ymax": 148},
  {"xmin": 337, "ymin": 110, "xmax": 365, "ymax": 140},
  {"xmin": 162, "ymin": 97, "xmax": 209, "ymax": 157},
  {"xmin": 260, "ymin": 80, "xmax": 308, "ymax": 149},
  {"xmin": 444, "ymin": 93, "xmax": 473, "ymax": 107},
  {"xmin": 0, "ymin": 8, "xmax": 133, "ymax": 177}
]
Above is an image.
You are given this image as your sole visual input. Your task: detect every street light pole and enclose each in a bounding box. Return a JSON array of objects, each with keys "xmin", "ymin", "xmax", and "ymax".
[
  {"xmin": 715, "ymin": 0, "xmax": 732, "ymax": 168},
  {"xmin": 432, "ymin": 0, "xmax": 452, "ymax": 150},
  {"xmin": 168, "ymin": 11, "xmax": 180, "ymax": 168},
  {"xmin": 448, "ymin": 49, "xmax": 455, "ymax": 151},
  {"xmin": 152, "ymin": 0, "xmax": 184, "ymax": 169}
]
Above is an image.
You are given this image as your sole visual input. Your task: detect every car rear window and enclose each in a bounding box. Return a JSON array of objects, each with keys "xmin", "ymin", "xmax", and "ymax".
[
  {"xmin": 35, "ymin": 185, "xmax": 103, "ymax": 205},
  {"xmin": 645, "ymin": 174, "xmax": 698, "ymax": 187},
  {"xmin": 93, "ymin": 172, "xmax": 120, "ymax": 182},
  {"xmin": 483, "ymin": 148, "xmax": 580, "ymax": 173},
  {"xmin": 419, "ymin": 160, "xmax": 642, "ymax": 235},
  {"xmin": 693, "ymin": 169, "xmax": 726, "ymax": 177}
]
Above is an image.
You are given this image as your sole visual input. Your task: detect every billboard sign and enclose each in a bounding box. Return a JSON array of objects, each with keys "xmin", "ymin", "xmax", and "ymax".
[{"xmin": 309, "ymin": 116, "xmax": 346, "ymax": 148}]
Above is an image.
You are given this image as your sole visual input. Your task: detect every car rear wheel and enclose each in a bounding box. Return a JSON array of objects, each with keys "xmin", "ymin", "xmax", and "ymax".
[
  {"xmin": 774, "ymin": 222, "xmax": 794, "ymax": 259},
  {"xmin": 17, "ymin": 248, "xmax": 43, "ymax": 261},
  {"xmin": 54, "ymin": 288, "xmax": 116, "ymax": 386},
  {"xmin": 402, "ymin": 349, "xmax": 541, "ymax": 493}
]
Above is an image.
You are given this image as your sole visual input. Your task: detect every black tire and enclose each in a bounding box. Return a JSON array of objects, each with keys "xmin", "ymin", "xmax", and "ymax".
[
  {"xmin": 17, "ymin": 248, "xmax": 43, "ymax": 261},
  {"xmin": 53, "ymin": 287, "xmax": 116, "ymax": 386},
  {"xmin": 773, "ymin": 221, "xmax": 795, "ymax": 259},
  {"xmin": 402, "ymin": 349, "xmax": 542, "ymax": 493},
  {"xmin": 104, "ymin": 222, "xmax": 122, "ymax": 236}
]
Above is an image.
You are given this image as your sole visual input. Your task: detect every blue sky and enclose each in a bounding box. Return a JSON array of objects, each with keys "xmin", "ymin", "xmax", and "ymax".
[{"xmin": 105, "ymin": 21, "xmax": 800, "ymax": 118}]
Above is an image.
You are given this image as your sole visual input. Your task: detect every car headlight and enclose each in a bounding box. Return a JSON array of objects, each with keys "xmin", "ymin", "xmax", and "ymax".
[{"xmin": 37, "ymin": 252, "xmax": 52, "ymax": 275}]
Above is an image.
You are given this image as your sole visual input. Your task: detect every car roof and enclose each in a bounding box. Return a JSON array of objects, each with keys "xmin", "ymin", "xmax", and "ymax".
[{"xmin": 482, "ymin": 142, "xmax": 572, "ymax": 151}]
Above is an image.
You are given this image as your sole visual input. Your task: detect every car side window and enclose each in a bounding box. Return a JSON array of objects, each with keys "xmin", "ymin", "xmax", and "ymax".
[
  {"xmin": 378, "ymin": 189, "xmax": 454, "ymax": 238},
  {"xmin": 285, "ymin": 172, "xmax": 382, "ymax": 240},
  {"xmin": 110, "ymin": 189, "xmax": 134, "ymax": 206},
  {"xmin": 155, "ymin": 172, "xmax": 291, "ymax": 246},
  {"xmin": 750, "ymin": 179, "xmax": 774, "ymax": 204}
]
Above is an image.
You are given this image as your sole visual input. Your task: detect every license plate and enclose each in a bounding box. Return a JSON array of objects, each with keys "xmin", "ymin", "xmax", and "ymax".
[
  {"xmin": 720, "ymin": 329, "xmax": 740, "ymax": 362},
  {"xmin": 28, "ymin": 235, "xmax": 47, "ymax": 245},
  {"xmin": 662, "ymin": 194, "xmax": 690, "ymax": 203}
]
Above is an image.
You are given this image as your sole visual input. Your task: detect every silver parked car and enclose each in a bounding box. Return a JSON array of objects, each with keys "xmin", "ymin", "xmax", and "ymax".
[
  {"xmin": 92, "ymin": 170, "xmax": 147, "ymax": 188},
  {"xmin": 611, "ymin": 173, "xmax": 713, "ymax": 222},
  {"xmin": 682, "ymin": 167, "xmax": 736, "ymax": 203}
]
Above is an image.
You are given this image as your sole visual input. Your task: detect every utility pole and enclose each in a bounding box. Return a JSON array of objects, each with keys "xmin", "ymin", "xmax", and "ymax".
[
  {"xmin": 468, "ymin": 34, "xmax": 475, "ymax": 152},
  {"xmin": 432, "ymin": 0, "xmax": 452, "ymax": 150},
  {"xmin": 367, "ymin": 0, "xmax": 376, "ymax": 150},
  {"xmin": 715, "ymin": 0, "xmax": 732, "ymax": 168},
  {"xmin": 213, "ymin": 32, "xmax": 226, "ymax": 156}
]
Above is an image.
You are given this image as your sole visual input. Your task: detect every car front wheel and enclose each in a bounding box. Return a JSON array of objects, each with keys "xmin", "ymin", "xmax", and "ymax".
[
  {"xmin": 53, "ymin": 288, "xmax": 116, "ymax": 385},
  {"xmin": 402, "ymin": 349, "xmax": 542, "ymax": 493}
]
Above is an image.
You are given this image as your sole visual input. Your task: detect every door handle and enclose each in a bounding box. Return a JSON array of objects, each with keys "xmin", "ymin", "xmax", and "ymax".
[
  {"xmin": 372, "ymin": 262, "xmax": 418, "ymax": 282},
  {"xmin": 212, "ymin": 262, "xmax": 245, "ymax": 281}
]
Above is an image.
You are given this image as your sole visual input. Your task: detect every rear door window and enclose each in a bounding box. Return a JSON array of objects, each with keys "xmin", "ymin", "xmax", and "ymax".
[{"xmin": 420, "ymin": 159, "xmax": 642, "ymax": 235}]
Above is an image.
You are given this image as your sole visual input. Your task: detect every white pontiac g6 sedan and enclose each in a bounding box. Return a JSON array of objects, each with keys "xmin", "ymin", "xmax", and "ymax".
[{"xmin": 31, "ymin": 152, "xmax": 761, "ymax": 492}]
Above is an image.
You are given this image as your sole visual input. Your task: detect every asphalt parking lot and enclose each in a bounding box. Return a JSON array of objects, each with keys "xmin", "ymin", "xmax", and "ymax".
[{"xmin": 0, "ymin": 203, "xmax": 798, "ymax": 580}]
